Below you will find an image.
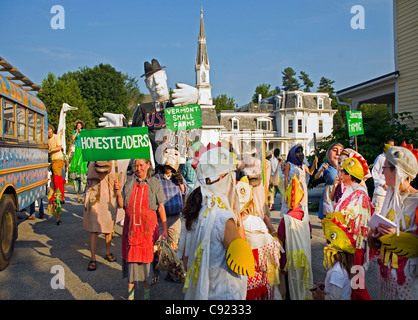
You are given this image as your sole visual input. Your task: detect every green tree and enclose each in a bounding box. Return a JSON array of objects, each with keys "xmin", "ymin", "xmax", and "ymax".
[
  {"xmin": 252, "ymin": 83, "xmax": 278, "ymax": 103},
  {"xmin": 299, "ymin": 71, "xmax": 314, "ymax": 92},
  {"xmin": 61, "ymin": 63, "xmax": 142, "ymax": 124},
  {"xmin": 37, "ymin": 73, "xmax": 93, "ymax": 147},
  {"xmin": 317, "ymin": 77, "xmax": 335, "ymax": 96},
  {"xmin": 213, "ymin": 94, "xmax": 236, "ymax": 113},
  {"xmin": 281, "ymin": 67, "xmax": 300, "ymax": 91}
]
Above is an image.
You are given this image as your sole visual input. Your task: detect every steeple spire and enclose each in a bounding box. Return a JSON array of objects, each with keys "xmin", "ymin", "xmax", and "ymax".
[{"xmin": 196, "ymin": 6, "xmax": 209, "ymax": 68}]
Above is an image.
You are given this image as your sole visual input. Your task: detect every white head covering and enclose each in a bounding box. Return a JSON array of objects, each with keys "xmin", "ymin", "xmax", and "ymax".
[
  {"xmin": 193, "ymin": 143, "xmax": 240, "ymax": 220},
  {"xmin": 385, "ymin": 143, "xmax": 418, "ymax": 234}
]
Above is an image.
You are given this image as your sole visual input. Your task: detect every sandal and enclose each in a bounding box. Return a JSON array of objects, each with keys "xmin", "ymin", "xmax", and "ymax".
[
  {"xmin": 88, "ymin": 260, "xmax": 96, "ymax": 271},
  {"xmin": 105, "ymin": 253, "xmax": 117, "ymax": 262}
]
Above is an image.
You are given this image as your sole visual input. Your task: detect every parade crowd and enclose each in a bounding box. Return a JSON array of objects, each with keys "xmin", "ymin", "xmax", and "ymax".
[{"xmin": 40, "ymin": 59, "xmax": 418, "ymax": 301}]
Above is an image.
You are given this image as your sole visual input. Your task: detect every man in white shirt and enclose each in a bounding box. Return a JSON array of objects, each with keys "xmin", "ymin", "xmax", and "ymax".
[{"xmin": 371, "ymin": 139, "xmax": 395, "ymax": 213}]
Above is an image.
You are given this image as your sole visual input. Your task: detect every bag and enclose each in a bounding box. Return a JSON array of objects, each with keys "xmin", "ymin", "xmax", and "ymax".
[
  {"xmin": 154, "ymin": 237, "xmax": 186, "ymax": 282},
  {"xmin": 270, "ymin": 169, "xmax": 280, "ymax": 186}
]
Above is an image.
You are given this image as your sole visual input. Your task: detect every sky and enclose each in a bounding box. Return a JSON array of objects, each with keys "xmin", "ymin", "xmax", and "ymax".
[{"xmin": 1, "ymin": 0, "xmax": 395, "ymax": 107}]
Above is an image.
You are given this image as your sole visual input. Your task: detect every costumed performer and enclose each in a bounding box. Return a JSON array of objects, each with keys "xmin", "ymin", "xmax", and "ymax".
[
  {"xmin": 277, "ymin": 174, "xmax": 313, "ymax": 300},
  {"xmin": 333, "ymin": 154, "xmax": 374, "ymax": 300},
  {"xmin": 314, "ymin": 142, "xmax": 343, "ymax": 219},
  {"xmin": 312, "ymin": 211, "xmax": 355, "ymax": 300},
  {"xmin": 331, "ymin": 148, "xmax": 371, "ymax": 205},
  {"xmin": 177, "ymin": 142, "xmax": 255, "ymax": 300},
  {"xmin": 83, "ymin": 160, "xmax": 128, "ymax": 271},
  {"xmin": 68, "ymin": 119, "xmax": 88, "ymax": 203},
  {"xmin": 367, "ymin": 142, "xmax": 418, "ymax": 300},
  {"xmin": 282, "ymin": 145, "xmax": 318, "ymax": 216},
  {"xmin": 154, "ymin": 147, "xmax": 189, "ymax": 283},
  {"xmin": 47, "ymin": 124, "xmax": 65, "ymax": 224},
  {"xmin": 115, "ymin": 158, "xmax": 168, "ymax": 300},
  {"xmin": 236, "ymin": 177, "xmax": 282, "ymax": 300},
  {"xmin": 236, "ymin": 143, "xmax": 275, "ymax": 233},
  {"xmin": 371, "ymin": 139, "xmax": 396, "ymax": 214}
]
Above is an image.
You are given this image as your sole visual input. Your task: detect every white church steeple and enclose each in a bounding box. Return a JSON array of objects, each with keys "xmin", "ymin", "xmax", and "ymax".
[{"xmin": 195, "ymin": 7, "xmax": 213, "ymax": 106}]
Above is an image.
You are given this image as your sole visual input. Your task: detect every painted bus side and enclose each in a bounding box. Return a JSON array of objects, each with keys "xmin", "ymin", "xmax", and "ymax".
[{"xmin": 0, "ymin": 67, "xmax": 49, "ymax": 270}]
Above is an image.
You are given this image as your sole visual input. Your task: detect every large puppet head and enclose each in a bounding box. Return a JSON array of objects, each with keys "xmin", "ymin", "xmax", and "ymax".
[
  {"xmin": 322, "ymin": 212, "xmax": 356, "ymax": 269},
  {"xmin": 142, "ymin": 59, "xmax": 170, "ymax": 102},
  {"xmin": 161, "ymin": 148, "xmax": 181, "ymax": 172},
  {"xmin": 341, "ymin": 154, "xmax": 369, "ymax": 181}
]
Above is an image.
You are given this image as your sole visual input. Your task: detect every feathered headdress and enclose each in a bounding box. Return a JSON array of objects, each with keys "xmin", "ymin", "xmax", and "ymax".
[
  {"xmin": 322, "ymin": 212, "xmax": 356, "ymax": 269},
  {"xmin": 342, "ymin": 153, "xmax": 369, "ymax": 181}
]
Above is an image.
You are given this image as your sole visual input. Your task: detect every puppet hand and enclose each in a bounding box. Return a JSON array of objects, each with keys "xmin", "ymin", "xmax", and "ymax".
[
  {"xmin": 172, "ymin": 171, "xmax": 184, "ymax": 185},
  {"xmin": 172, "ymin": 83, "xmax": 198, "ymax": 106},
  {"xmin": 99, "ymin": 113, "xmax": 126, "ymax": 127}
]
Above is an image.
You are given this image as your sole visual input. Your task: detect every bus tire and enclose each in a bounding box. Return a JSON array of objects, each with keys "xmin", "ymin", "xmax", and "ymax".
[{"xmin": 0, "ymin": 194, "xmax": 17, "ymax": 271}]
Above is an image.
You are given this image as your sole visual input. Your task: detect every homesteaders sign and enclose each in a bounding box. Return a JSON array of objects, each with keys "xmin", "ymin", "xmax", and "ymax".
[
  {"xmin": 80, "ymin": 127, "xmax": 151, "ymax": 161},
  {"xmin": 165, "ymin": 104, "xmax": 202, "ymax": 131}
]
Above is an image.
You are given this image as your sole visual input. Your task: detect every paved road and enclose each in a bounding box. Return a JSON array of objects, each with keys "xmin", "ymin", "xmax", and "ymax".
[{"xmin": 0, "ymin": 185, "xmax": 378, "ymax": 300}]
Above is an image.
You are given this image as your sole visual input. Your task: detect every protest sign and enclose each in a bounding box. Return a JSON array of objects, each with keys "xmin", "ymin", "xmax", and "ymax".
[
  {"xmin": 346, "ymin": 111, "xmax": 364, "ymax": 136},
  {"xmin": 80, "ymin": 127, "xmax": 150, "ymax": 161},
  {"xmin": 164, "ymin": 104, "xmax": 202, "ymax": 131}
]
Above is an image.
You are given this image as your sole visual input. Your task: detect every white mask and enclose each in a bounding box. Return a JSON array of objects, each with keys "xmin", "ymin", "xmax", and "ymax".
[{"xmin": 145, "ymin": 70, "xmax": 170, "ymax": 102}]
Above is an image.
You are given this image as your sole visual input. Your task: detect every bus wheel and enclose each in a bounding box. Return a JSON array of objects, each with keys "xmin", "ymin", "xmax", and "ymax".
[{"xmin": 0, "ymin": 195, "xmax": 17, "ymax": 271}]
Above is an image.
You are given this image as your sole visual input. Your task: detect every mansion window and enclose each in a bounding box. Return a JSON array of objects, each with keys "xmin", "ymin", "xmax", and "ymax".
[
  {"xmin": 298, "ymin": 119, "xmax": 303, "ymax": 133},
  {"xmin": 297, "ymin": 95, "xmax": 303, "ymax": 108},
  {"xmin": 257, "ymin": 118, "xmax": 271, "ymax": 131},
  {"xmin": 288, "ymin": 119, "xmax": 293, "ymax": 133},
  {"xmin": 319, "ymin": 120, "xmax": 323, "ymax": 133},
  {"xmin": 231, "ymin": 118, "xmax": 239, "ymax": 131},
  {"xmin": 317, "ymin": 97, "xmax": 324, "ymax": 109}
]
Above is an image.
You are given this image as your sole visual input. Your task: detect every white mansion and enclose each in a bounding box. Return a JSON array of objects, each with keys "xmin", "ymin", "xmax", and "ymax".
[{"xmin": 218, "ymin": 91, "xmax": 337, "ymax": 157}]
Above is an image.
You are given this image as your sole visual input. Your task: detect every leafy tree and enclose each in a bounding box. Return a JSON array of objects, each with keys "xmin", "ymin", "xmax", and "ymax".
[
  {"xmin": 252, "ymin": 83, "xmax": 278, "ymax": 103},
  {"xmin": 299, "ymin": 71, "xmax": 314, "ymax": 92},
  {"xmin": 213, "ymin": 94, "xmax": 236, "ymax": 113},
  {"xmin": 37, "ymin": 73, "xmax": 93, "ymax": 147},
  {"xmin": 281, "ymin": 67, "xmax": 300, "ymax": 91},
  {"xmin": 61, "ymin": 64, "xmax": 143, "ymax": 124}
]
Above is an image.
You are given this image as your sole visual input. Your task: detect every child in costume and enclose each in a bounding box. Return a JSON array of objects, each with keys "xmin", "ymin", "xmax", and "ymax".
[
  {"xmin": 236, "ymin": 177, "xmax": 282, "ymax": 300},
  {"xmin": 312, "ymin": 211, "xmax": 355, "ymax": 300}
]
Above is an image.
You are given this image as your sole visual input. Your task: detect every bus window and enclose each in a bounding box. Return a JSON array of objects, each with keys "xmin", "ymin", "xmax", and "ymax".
[
  {"xmin": 17, "ymin": 105, "xmax": 26, "ymax": 139},
  {"xmin": 36, "ymin": 113, "xmax": 43, "ymax": 142},
  {"xmin": 0, "ymin": 97, "xmax": 2, "ymax": 134},
  {"xmin": 4, "ymin": 100, "xmax": 15, "ymax": 137},
  {"xmin": 28, "ymin": 110, "xmax": 35, "ymax": 141}
]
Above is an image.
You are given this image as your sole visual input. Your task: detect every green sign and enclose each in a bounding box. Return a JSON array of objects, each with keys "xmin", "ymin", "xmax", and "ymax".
[
  {"xmin": 80, "ymin": 127, "xmax": 150, "ymax": 161},
  {"xmin": 165, "ymin": 104, "xmax": 202, "ymax": 131},
  {"xmin": 346, "ymin": 111, "xmax": 364, "ymax": 136}
]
